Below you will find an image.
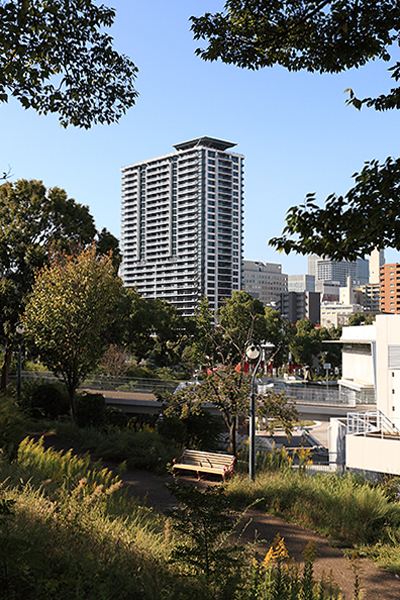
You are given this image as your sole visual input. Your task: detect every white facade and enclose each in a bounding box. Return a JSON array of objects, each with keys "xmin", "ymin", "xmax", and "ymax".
[
  {"xmin": 121, "ymin": 137, "xmax": 243, "ymax": 315},
  {"xmin": 338, "ymin": 323, "xmax": 376, "ymax": 404},
  {"xmin": 320, "ymin": 302, "xmax": 365, "ymax": 328},
  {"xmin": 369, "ymin": 248, "xmax": 385, "ymax": 284},
  {"xmin": 375, "ymin": 316, "xmax": 400, "ymax": 423},
  {"xmin": 243, "ymin": 260, "xmax": 288, "ymax": 304},
  {"xmin": 331, "ymin": 315, "xmax": 400, "ymax": 474}
]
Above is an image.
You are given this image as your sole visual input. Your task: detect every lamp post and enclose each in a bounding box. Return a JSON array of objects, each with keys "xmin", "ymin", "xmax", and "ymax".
[
  {"xmin": 245, "ymin": 339, "xmax": 263, "ymax": 482},
  {"xmin": 16, "ymin": 323, "xmax": 25, "ymax": 402}
]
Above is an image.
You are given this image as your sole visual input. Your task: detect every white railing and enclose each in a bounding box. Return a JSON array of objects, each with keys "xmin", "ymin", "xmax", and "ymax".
[
  {"xmin": 257, "ymin": 382, "xmax": 353, "ymax": 406},
  {"xmin": 347, "ymin": 409, "xmax": 400, "ymax": 438}
]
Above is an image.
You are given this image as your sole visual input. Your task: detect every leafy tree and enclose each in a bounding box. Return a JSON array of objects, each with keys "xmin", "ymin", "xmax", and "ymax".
[
  {"xmin": 0, "ymin": 0, "xmax": 138, "ymax": 128},
  {"xmin": 348, "ymin": 313, "xmax": 366, "ymax": 327},
  {"xmin": 191, "ymin": 1, "xmax": 400, "ymax": 259},
  {"xmin": 119, "ymin": 290, "xmax": 194, "ymax": 367},
  {"xmin": 150, "ymin": 298, "xmax": 195, "ymax": 367},
  {"xmin": 100, "ymin": 344, "xmax": 129, "ymax": 378},
  {"xmin": 162, "ymin": 365, "xmax": 298, "ymax": 457},
  {"xmin": 218, "ymin": 290, "xmax": 270, "ymax": 362},
  {"xmin": 289, "ymin": 319, "xmax": 321, "ymax": 369},
  {"xmin": 191, "ymin": 296, "xmax": 222, "ymax": 365},
  {"xmin": 319, "ymin": 325, "xmax": 342, "ymax": 372},
  {"xmin": 165, "ymin": 480, "xmax": 246, "ymax": 587},
  {"xmin": 0, "ymin": 179, "xmax": 97, "ymax": 388},
  {"xmin": 269, "ymin": 158, "xmax": 400, "ymax": 260},
  {"xmin": 193, "ymin": 293, "xmax": 289, "ymax": 370},
  {"xmin": 23, "ymin": 246, "xmax": 122, "ymax": 419},
  {"xmin": 263, "ymin": 307, "xmax": 293, "ymax": 368},
  {"xmin": 163, "ymin": 294, "xmax": 297, "ymax": 455},
  {"xmin": 96, "ymin": 228, "xmax": 122, "ymax": 273},
  {"xmin": 347, "ymin": 312, "xmax": 376, "ymax": 326}
]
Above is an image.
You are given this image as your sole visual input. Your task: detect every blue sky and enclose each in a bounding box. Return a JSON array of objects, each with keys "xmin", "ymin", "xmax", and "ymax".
[{"xmin": 1, "ymin": 0, "xmax": 400, "ymax": 275}]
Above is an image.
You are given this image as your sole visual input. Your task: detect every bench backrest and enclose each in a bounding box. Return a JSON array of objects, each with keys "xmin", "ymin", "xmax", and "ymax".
[{"xmin": 181, "ymin": 450, "xmax": 235, "ymax": 468}]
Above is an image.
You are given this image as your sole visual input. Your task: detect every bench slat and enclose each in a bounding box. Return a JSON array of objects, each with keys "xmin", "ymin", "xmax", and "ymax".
[{"xmin": 172, "ymin": 449, "xmax": 236, "ymax": 482}]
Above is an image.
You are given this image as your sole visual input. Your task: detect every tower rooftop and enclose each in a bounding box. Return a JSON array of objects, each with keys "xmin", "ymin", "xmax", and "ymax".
[{"xmin": 173, "ymin": 136, "xmax": 236, "ymax": 152}]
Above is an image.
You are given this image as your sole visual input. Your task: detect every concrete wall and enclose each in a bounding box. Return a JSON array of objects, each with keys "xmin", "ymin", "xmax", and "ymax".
[
  {"xmin": 346, "ymin": 434, "xmax": 400, "ymax": 475},
  {"xmin": 375, "ymin": 315, "xmax": 400, "ymax": 426},
  {"xmin": 341, "ymin": 350, "xmax": 374, "ymax": 387}
]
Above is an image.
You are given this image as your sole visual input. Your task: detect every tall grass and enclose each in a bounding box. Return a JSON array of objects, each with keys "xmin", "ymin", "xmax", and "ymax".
[
  {"xmin": 226, "ymin": 469, "xmax": 400, "ymax": 547},
  {"xmin": 0, "ymin": 439, "xmax": 358, "ymax": 599},
  {"xmin": 0, "ymin": 438, "xmax": 181, "ymax": 600}
]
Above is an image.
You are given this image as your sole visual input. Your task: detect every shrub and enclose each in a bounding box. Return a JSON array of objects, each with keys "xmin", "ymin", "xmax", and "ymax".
[
  {"xmin": 184, "ymin": 412, "xmax": 224, "ymax": 451},
  {"xmin": 226, "ymin": 470, "xmax": 400, "ymax": 547},
  {"xmin": 157, "ymin": 412, "xmax": 224, "ymax": 451},
  {"xmin": 157, "ymin": 416, "xmax": 187, "ymax": 446},
  {"xmin": 0, "ymin": 394, "xmax": 27, "ymax": 460},
  {"xmin": 105, "ymin": 407, "xmax": 130, "ymax": 429},
  {"xmin": 75, "ymin": 392, "xmax": 107, "ymax": 428},
  {"xmin": 29, "ymin": 383, "xmax": 70, "ymax": 420},
  {"xmin": 125, "ymin": 365, "xmax": 158, "ymax": 379}
]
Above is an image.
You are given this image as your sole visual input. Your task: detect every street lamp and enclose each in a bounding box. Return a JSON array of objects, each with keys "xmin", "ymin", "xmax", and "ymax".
[{"xmin": 245, "ymin": 339, "xmax": 263, "ymax": 482}]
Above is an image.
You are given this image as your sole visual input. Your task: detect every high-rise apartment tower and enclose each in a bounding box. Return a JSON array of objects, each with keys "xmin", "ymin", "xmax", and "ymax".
[{"xmin": 120, "ymin": 137, "xmax": 244, "ymax": 315}]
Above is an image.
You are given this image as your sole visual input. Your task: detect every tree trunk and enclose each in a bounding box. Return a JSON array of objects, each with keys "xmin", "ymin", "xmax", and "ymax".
[
  {"xmin": 0, "ymin": 341, "xmax": 13, "ymax": 389},
  {"xmin": 229, "ymin": 419, "xmax": 237, "ymax": 458},
  {"xmin": 67, "ymin": 385, "xmax": 77, "ymax": 423}
]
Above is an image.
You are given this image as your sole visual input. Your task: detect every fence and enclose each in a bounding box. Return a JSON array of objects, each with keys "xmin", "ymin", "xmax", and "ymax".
[
  {"xmin": 257, "ymin": 381, "xmax": 354, "ymax": 406},
  {"xmin": 18, "ymin": 371, "xmax": 180, "ymax": 394}
]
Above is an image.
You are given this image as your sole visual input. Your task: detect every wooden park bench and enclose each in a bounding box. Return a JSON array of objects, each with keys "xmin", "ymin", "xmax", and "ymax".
[{"xmin": 172, "ymin": 449, "xmax": 236, "ymax": 482}]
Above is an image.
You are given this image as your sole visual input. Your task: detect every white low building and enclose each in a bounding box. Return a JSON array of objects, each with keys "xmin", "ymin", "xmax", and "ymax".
[
  {"xmin": 330, "ymin": 314, "xmax": 400, "ymax": 474},
  {"xmin": 321, "ymin": 302, "xmax": 365, "ymax": 328}
]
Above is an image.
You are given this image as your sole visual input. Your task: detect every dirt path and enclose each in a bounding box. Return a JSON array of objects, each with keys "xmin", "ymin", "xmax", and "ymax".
[
  {"xmin": 38, "ymin": 434, "xmax": 400, "ymax": 599},
  {"xmin": 117, "ymin": 467, "xmax": 400, "ymax": 599}
]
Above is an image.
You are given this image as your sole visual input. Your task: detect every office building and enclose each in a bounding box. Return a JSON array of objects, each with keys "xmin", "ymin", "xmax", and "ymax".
[
  {"xmin": 288, "ymin": 274, "xmax": 315, "ymax": 293},
  {"xmin": 320, "ymin": 302, "xmax": 365, "ymax": 328},
  {"xmin": 308, "ymin": 255, "xmax": 369, "ymax": 287},
  {"xmin": 379, "ymin": 263, "xmax": 400, "ymax": 314},
  {"xmin": 353, "ymin": 283, "xmax": 381, "ymax": 313},
  {"xmin": 120, "ymin": 137, "xmax": 243, "ymax": 315},
  {"xmin": 276, "ymin": 291, "xmax": 320, "ymax": 324},
  {"xmin": 243, "ymin": 260, "xmax": 287, "ymax": 304},
  {"xmin": 315, "ymin": 280, "xmax": 340, "ymax": 302}
]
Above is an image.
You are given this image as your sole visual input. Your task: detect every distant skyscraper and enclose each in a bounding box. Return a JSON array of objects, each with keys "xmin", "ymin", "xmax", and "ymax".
[{"xmin": 120, "ymin": 137, "xmax": 243, "ymax": 315}]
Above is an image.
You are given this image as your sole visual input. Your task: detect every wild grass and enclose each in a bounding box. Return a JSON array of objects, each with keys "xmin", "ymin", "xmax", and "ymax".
[
  {"xmin": 0, "ymin": 438, "xmax": 360, "ymax": 599},
  {"xmin": 226, "ymin": 469, "xmax": 400, "ymax": 547}
]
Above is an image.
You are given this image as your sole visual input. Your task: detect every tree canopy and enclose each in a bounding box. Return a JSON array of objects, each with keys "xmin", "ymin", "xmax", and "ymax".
[
  {"xmin": 163, "ymin": 366, "xmax": 298, "ymax": 457},
  {"xmin": 0, "ymin": 0, "xmax": 138, "ymax": 128},
  {"xmin": 191, "ymin": 1, "xmax": 400, "ymax": 259},
  {"xmin": 0, "ymin": 179, "xmax": 118, "ymax": 387},
  {"xmin": 23, "ymin": 245, "xmax": 122, "ymax": 418},
  {"xmin": 289, "ymin": 318, "xmax": 321, "ymax": 367}
]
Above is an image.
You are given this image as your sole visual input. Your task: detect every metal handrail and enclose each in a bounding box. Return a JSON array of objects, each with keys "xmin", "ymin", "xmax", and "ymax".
[{"xmin": 347, "ymin": 409, "xmax": 400, "ymax": 438}]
